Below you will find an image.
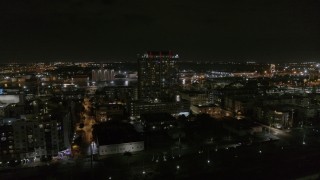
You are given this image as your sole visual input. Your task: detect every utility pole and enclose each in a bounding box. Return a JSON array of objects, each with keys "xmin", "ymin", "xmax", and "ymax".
[{"xmin": 90, "ymin": 142, "xmax": 93, "ymax": 169}]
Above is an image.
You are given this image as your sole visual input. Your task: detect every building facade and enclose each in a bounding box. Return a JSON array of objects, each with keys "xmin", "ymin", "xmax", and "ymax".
[
  {"xmin": 137, "ymin": 51, "xmax": 179, "ymax": 100},
  {"xmin": 128, "ymin": 100, "xmax": 190, "ymax": 118},
  {"xmin": 98, "ymin": 141, "xmax": 144, "ymax": 156},
  {"xmin": 0, "ymin": 113, "xmax": 71, "ymax": 161},
  {"xmin": 92, "ymin": 69, "xmax": 115, "ymax": 82}
]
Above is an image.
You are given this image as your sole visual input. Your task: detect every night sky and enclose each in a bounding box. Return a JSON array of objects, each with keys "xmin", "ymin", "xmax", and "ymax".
[{"xmin": 1, "ymin": 0, "xmax": 320, "ymax": 62}]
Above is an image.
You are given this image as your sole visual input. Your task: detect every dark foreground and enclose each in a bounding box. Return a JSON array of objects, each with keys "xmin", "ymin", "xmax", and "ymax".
[{"xmin": 1, "ymin": 141, "xmax": 320, "ymax": 180}]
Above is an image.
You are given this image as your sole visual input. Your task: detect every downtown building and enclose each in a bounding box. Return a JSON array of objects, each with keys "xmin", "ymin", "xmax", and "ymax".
[
  {"xmin": 127, "ymin": 51, "xmax": 190, "ymax": 118},
  {"xmin": 92, "ymin": 68, "xmax": 115, "ymax": 82},
  {"xmin": 128, "ymin": 99, "xmax": 190, "ymax": 118},
  {"xmin": 137, "ymin": 51, "xmax": 179, "ymax": 100},
  {"xmin": 0, "ymin": 113, "xmax": 72, "ymax": 162}
]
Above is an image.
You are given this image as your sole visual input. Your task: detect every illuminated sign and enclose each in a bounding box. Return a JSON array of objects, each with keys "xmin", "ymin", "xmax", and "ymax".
[{"xmin": 0, "ymin": 89, "xmax": 3, "ymax": 94}]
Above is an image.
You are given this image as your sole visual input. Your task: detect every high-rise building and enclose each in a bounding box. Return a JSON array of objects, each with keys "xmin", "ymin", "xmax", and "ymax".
[
  {"xmin": 137, "ymin": 51, "xmax": 179, "ymax": 100},
  {"xmin": 0, "ymin": 113, "xmax": 71, "ymax": 161},
  {"xmin": 270, "ymin": 64, "xmax": 276, "ymax": 76}
]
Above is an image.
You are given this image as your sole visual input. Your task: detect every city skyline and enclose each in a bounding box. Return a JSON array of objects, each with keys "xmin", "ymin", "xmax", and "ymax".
[
  {"xmin": 1, "ymin": 0, "xmax": 320, "ymax": 62},
  {"xmin": 2, "ymin": 53, "xmax": 320, "ymax": 179}
]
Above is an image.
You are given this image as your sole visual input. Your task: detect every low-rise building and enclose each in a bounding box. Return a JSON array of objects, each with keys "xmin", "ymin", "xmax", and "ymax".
[
  {"xmin": 190, "ymin": 104, "xmax": 233, "ymax": 118},
  {"xmin": 180, "ymin": 90, "xmax": 209, "ymax": 106},
  {"xmin": 128, "ymin": 100, "xmax": 189, "ymax": 118},
  {"xmin": 95, "ymin": 104, "xmax": 125, "ymax": 122},
  {"xmin": 93, "ymin": 121, "xmax": 143, "ymax": 156},
  {"xmin": 99, "ymin": 141, "xmax": 144, "ymax": 156}
]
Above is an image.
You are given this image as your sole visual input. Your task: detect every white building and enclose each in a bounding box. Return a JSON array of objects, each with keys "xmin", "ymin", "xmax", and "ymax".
[
  {"xmin": 92, "ymin": 69, "xmax": 115, "ymax": 82},
  {"xmin": 98, "ymin": 141, "xmax": 144, "ymax": 156}
]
